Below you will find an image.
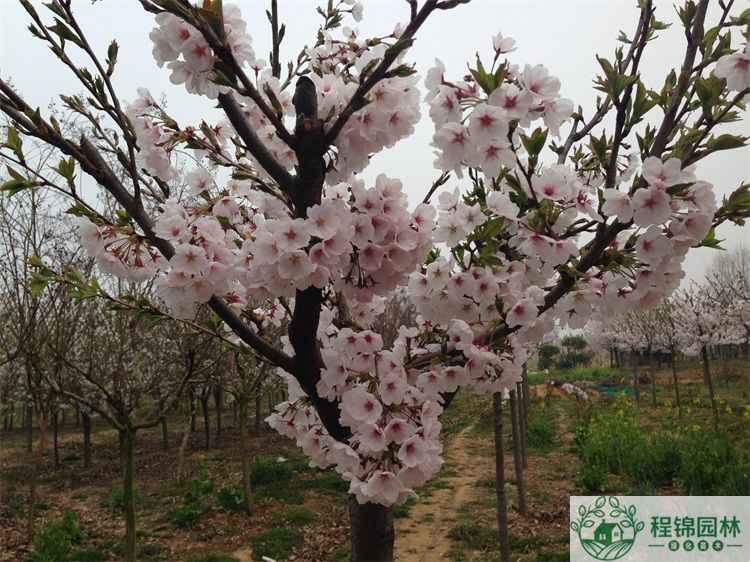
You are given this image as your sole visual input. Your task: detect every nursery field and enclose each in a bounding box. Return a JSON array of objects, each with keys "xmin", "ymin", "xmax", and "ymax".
[{"xmin": 1, "ymin": 358, "xmax": 748, "ymax": 562}]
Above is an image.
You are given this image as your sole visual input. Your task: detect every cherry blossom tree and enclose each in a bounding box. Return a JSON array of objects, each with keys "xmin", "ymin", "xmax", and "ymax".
[
  {"xmin": 672, "ymin": 283, "xmax": 744, "ymax": 429},
  {"xmin": 2, "ymin": 0, "xmax": 750, "ymax": 559}
]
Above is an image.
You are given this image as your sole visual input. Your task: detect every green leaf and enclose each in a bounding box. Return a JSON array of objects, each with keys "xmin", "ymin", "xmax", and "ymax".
[
  {"xmin": 6, "ymin": 127, "xmax": 23, "ymax": 161},
  {"xmin": 698, "ymin": 228, "xmax": 724, "ymax": 250},
  {"xmin": 48, "ymin": 18, "xmax": 84, "ymax": 48},
  {"xmin": 1, "ymin": 177, "xmax": 37, "ymax": 197},
  {"xmin": 520, "ymin": 127, "xmax": 548, "ymax": 166},
  {"xmin": 707, "ymin": 134, "xmax": 747, "ymax": 152}
]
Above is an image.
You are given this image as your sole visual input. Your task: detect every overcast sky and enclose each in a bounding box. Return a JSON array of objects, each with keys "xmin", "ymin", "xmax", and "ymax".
[{"xmin": 1, "ymin": 0, "xmax": 748, "ymax": 281}]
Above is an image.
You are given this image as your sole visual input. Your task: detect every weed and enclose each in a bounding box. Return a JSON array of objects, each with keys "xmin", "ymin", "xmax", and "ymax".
[
  {"xmin": 168, "ymin": 504, "xmax": 204, "ymax": 529},
  {"xmin": 526, "ymin": 415, "xmax": 556, "ymax": 451},
  {"xmin": 28, "ymin": 512, "xmax": 84, "ymax": 562},
  {"xmin": 577, "ymin": 464, "xmax": 606, "ymax": 494},
  {"xmin": 216, "ymin": 482, "xmax": 246, "ymax": 514},
  {"xmin": 185, "ymin": 459, "xmax": 214, "ymax": 500},
  {"xmin": 107, "ymin": 484, "xmax": 142, "ymax": 512}
]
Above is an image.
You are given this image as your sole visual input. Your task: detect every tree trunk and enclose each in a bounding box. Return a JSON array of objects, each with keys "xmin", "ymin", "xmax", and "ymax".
[
  {"xmin": 26, "ymin": 412, "xmax": 48, "ymax": 543},
  {"xmin": 118, "ymin": 429, "xmax": 126, "ymax": 475},
  {"xmin": 52, "ymin": 405, "xmax": 60, "ymax": 470},
  {"xmin": 701, "ymin": 346, "xmax": 719, "ymax": 431},
  {"xmin": 160, "ymin": 416, "xmax": 169, "ymax": 450},
  {"xmin": 82, "ymin": 413, "xmax": 92, "ymax": 469},
  {"xmin": 509, "ymin": 390, "xmax": 528, "ymax": 518},
  {"xmin": 516, "ymin": 382, "xmax": 527, "ymax": 469},
  {"xmin": 648, "ymin": 348, "xmax": 657, "ymax": 407},
  {"xmin": 75, "ymin": 409, "xmax": 80, "ymax": 427},
  {"xmin": 348, "ymin": 498, "xmax": 394, "ymax": 562},
  {"xmin": 237, "ymin": 396, "xmax": 254, "ymax": 513},
  {"xmin": 492, "ymin": 392, "xmax": 511, "ymax": 562},
  {"xmin": 254, "ymin": 394, "xmax": 261, "ymax": 435},
  {"xmin": 25, "ymin": 403, "xmax": 33, "ymax": 453},
  {"xmin": 213, "ymin": 386, "xmax": 222, "ymax": 436},
  {"xmin": 122, "ymin": 428, "xmax": 137, "ymax": 562},
  {"xmin": 267, "ymin": 391, "xmax": 273, "ymax": 416},
  {"xmin": 189, "ymin": 390, "xmax": 196, "ymax": 432},
  {"xmin": 631, "ymin": 353, "xmax": 640, "ymax": 401},
  {"xmin": 522, "ymin": 367, "xmax": 530, "ymax": 418},
  {"xmin": 200, "ymin": 392, "xmax": 211, "ymax": 451},
  {"xmin": 176, "ymin": 407, "xmax": 193, "ymax": 483},
  {"xmin": 670, "ymin": 350, "xmax": 682, "ymax": 419}
]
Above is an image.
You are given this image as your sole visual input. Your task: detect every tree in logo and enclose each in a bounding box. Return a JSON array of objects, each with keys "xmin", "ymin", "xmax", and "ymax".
[{"xmin": 571, "ymin": 496, "xmax": 645, "ymax": 561}]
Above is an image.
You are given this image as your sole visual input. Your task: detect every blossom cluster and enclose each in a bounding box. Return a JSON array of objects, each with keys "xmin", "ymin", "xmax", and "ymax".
[
  {"xmin": 416, "ymin": 38, "xmax": 721, "ymax": 339},
  {"xmin": 150, "ymin": 5, "xmax": 255, "ymax": 98},
  {"xmin": 267, "ymin": 312, "xmax": 525, "ymax": 505},
  {"xmin": 75, "ymin": 171, "xmax": 433, "ymax": 320}
]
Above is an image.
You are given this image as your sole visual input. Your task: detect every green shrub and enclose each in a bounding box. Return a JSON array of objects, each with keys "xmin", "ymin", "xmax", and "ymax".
[
  {"xmin": 251, "ymin": 457, "xmax": 294, "ymax": 485},
  {"xmin": 168, "ymin": 504, "xmax": 204, "ymax": 529},
  {"xmin": 580, "ymin": 397, "xmax": 645, "ymax": 475},
  {"xmin": 250, "ymin": 528, "xmax": 302, "ymax": 560},
  {"xmin": 576, "ymin": 396, "xmax": 749, "ymax": 495},
  {"xmin": 527, "ymin": 415, "xmax": 556, "ymax": 451},
  {"xmin": 28, "ymin": 513, "xmax": 84, "ymax": 562},
  {"xmin": 216, "ymin": 482, "xmax": 246, "ymax": 514},
  {"xmin": 578, "ymin": 464, "xmax": 606, "ymax": 494},
  {"xmin": 678, "ymin": 427, "xmax": 750, "ymax": 495},
  {"xmin": 186, "ymin": 459, "xmax": 214, "ymax": 500}
]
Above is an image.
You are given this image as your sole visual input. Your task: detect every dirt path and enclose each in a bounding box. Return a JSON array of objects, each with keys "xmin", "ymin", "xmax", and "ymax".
[{"xmin": 395, "ymin": 425, "xmax": 490, "ymax": 561}]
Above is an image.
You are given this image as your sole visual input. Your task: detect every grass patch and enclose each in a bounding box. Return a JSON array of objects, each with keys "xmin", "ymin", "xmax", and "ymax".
[
  {"xmin": 186, "ymin": 553, "xmax": 239, "ymax": 562},
  {"xmin": 330, "ymin": 544, "xmax": 350, "ymax": 562},
  {"xmin": 250, "ymin": 528, "xmax": 302, "ymax": 560},
  {"xmin": 251, "ymin": 457, "xmax": 294, "ymax": 485},
  {"xmin": 447, "ymin": 522, "xmax": 498, "ymax": 551},
  {"xmin": 272, "ymin": 507, "xmax": 316, "ymax": 526},
  {"xmin": 68, "ymin": 545, "xmax": 110, "ymax": 561},
  {"xmin": 393, "ymin": 496, "xmax": 415, "ymax": 518},
  {"xmin": 302, "ymin": 471, "xmax": 349, "ymax": 495},
  {"xmin": 474, "ymin": 478, "xmax": 496, "ymax": 489},
  {"xmin": 526, "ymin": 414, "xmax": 556, "ymax": 451}
]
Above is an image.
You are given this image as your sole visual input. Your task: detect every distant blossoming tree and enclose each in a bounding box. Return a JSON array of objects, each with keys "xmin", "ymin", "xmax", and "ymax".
[{"xmin": 1, "ymin": 0, "xmax": 749, "ymax": 559}]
